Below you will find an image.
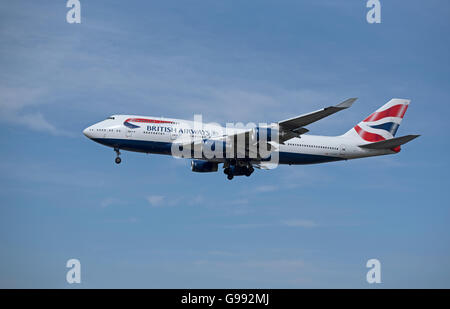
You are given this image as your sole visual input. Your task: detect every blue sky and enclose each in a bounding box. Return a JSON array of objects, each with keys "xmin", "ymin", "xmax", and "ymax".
[{"xmin": 0, "ymin": 0, "xmax": 449, "ymax": 288}]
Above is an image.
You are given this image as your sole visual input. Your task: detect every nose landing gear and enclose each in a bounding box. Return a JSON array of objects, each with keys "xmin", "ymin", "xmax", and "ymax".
[{"xmin": 114, "ymin": 148, "xmax": 121, "ymax": 164}]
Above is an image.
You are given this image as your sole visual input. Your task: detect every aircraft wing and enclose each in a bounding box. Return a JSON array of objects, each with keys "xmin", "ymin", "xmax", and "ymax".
[
  {"xmin": 176, "ymin": 128, "xmax": 274, "ymax": 160},
  {"xmin": 176, "ymin": 98, "xmax": 356, "ymax": 157},
  {"xmin": 277, "ymin": 98, "xmax": 357, "ymax": 143}
]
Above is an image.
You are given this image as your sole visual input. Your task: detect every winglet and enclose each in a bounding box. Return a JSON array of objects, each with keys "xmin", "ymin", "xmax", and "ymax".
[{"xmin": 336, "ymin": 98, "xmax": 357, "ymax": 109}]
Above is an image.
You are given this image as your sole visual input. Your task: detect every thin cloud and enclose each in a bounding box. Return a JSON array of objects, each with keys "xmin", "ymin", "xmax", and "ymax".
[
  {"xmin": 228, "ymin": 198, "xmax": 249, "ymax": 205},
  {"xmin": 0, "ymin": 161, "xmax": 108, "ymax": 188},
  {"xmin": 221, "ymin": 223, "xmax": 274, "ymax": 229},
  {"xmin": 207, "ymin": 250, "xmax": 236, "ymax": 257},
  {"xmin": 146, "ymin": 195, "xmax": 165, "ymax": 207},
  {"xmin": 188, "ymin": 194, "xmax": 205, "ymax": 205},
  {"xmin": 145, "ymin": 194, "xmax": 204, "ymax": 207},
  {"xmin": 254, "ymin": 185, "xmax": 278, "ymax": 193},
  {"xmin": 192, "ymin": 258, "xmax": 307, "ymax": 284},
  {"xmin": 282, "ymin": 219, "xmax": 318, "ymax": 228},
  {"xmin": 100, "ymin": 197, "xmax": 122, "ymax": 208},
  {"xmin": 219, "ymin": 219, "xmax": 318, "ymax": 229},
  {"xmin": 105, "ymin": 217, "xmax": 138, "ymax": 224},
  {"xmin": 16, "ymin": 112, "xmax": 74, "ymax": 136},
  {"xmin": 0, "ymin": 86, "xmax": 74, "ymax": 136}
]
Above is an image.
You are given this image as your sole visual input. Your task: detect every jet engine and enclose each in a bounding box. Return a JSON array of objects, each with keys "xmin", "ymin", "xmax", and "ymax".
[{"xmin": 191, "ymin": 160, "xmax": 218, "ymax": 173}]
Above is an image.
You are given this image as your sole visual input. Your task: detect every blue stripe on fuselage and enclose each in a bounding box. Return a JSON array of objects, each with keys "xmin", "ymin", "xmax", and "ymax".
[
  {"xmin": 123, "ymin": 122, "xmax": 140, "ymax": 129},
  {"xmin": 278, "ymin": 151, "xmax": 343, "ymax": 165},
  {"xmin": 91, "ymin": 138, "xmax": 343, "ymax": 165},
  {"xmin": 92, "ymin": 138, "xmax": 173, "ymax": 155}
]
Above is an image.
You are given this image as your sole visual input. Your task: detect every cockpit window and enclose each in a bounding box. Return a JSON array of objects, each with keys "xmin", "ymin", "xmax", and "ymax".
[{"xmin": 107, "ymin": 116, "xmax": 115, "ymax": 120}]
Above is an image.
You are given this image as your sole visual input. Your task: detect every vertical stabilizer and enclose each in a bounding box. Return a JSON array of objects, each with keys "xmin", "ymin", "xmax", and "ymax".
[{"xmin": 342, "ymin": 98, "xmax": 410, "ymax": 143}]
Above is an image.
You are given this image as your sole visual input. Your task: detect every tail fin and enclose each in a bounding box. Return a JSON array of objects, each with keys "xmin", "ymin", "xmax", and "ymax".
[{"xmin": 342, "ymin": 98, "xmax": 410, "ymax": 143}]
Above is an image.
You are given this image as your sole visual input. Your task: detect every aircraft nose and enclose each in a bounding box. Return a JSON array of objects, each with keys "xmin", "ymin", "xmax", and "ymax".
[{"xmin": 83, "ymin": 127, "xmax": 92, "ymax": 138}]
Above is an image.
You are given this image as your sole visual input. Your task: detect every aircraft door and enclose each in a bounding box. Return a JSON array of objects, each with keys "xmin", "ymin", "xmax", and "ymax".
[
  {"xmin": 339, "ymin": 144, "xmax": 346, "ymax": 156},
  {"xmin": 126, "ymin": 128, "xmax": 133, "ymax": 138}
]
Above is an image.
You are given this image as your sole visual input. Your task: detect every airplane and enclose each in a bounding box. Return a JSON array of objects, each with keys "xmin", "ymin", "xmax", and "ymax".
[{"xmin": 83, "ymin": 98, "xmax": 419, "ymax": 180}]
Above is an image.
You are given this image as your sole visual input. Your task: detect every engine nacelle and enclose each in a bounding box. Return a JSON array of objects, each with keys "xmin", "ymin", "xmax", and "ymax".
[{"xmin": 191, "ymin": 160, "xmax": 218, "ymax": 173}]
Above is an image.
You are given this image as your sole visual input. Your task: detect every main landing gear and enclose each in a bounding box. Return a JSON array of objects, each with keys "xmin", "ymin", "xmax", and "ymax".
[
  {"xmin": 114, "ymin": 148, "xmax": 121, "ymax": 164},
  {"xmin": 223, "ymin": 161, "xmax": 254, "ymax": 180}
]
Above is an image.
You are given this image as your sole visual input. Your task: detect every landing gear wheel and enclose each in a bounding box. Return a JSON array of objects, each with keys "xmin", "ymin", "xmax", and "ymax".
[
  {"xmin": 114, "ymin": 148, "xmax": 121, "ymax": 164},
  {"xmin": 245, "ymin": 166, "xmax": 254, "ymax": 177},
  {"xmin": 227, "ymin": 174, "xmax": 234, "ymax": 180}
]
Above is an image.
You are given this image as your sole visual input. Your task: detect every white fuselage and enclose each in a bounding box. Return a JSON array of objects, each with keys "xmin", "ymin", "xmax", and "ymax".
[{"xmin": 83, "ymin": 114, "xmax": 395, "ymax": 165}]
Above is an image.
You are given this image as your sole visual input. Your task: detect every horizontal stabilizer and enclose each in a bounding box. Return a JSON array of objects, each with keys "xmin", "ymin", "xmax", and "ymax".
[{"xmin": 359, "ymin": 135, "xmax": 420, "ymax": 150}]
